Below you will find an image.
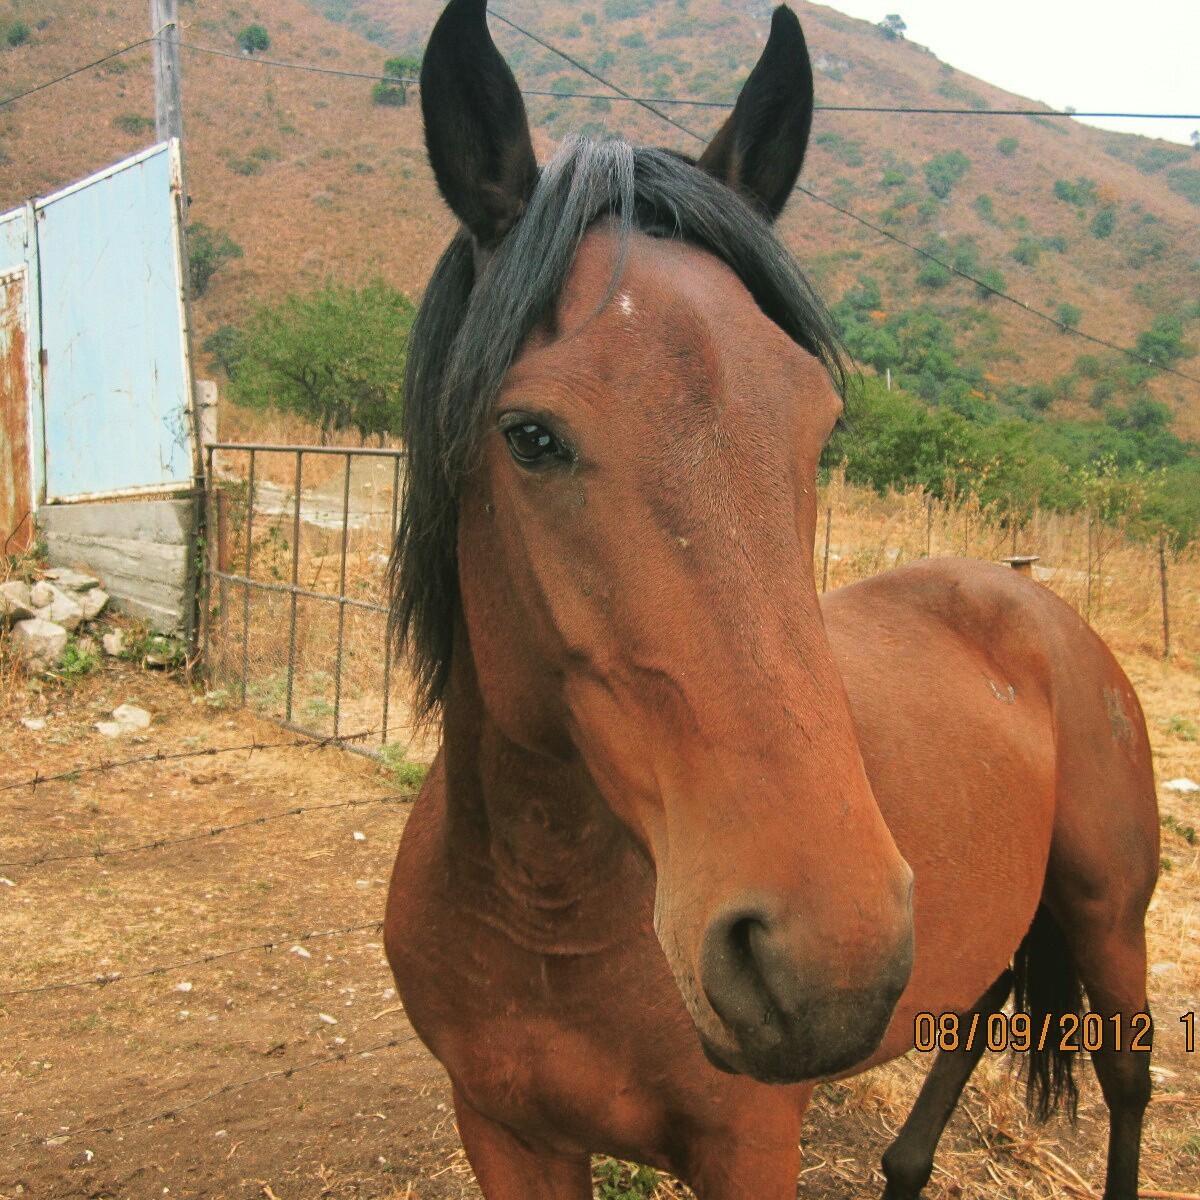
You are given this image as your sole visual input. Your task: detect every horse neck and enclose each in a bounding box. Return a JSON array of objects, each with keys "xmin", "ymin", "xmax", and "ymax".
[{"xmin": 437, "ymin": 644, "xmax": 648, "ymax": 952}]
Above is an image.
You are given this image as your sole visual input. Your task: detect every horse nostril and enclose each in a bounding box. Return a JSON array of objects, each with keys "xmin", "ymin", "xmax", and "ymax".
[{"xmin": 701, "ymin": 907, "xmax": 778, "ymax": 1032}]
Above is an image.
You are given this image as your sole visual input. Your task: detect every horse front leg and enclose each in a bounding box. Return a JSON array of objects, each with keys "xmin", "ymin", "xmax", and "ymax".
[{"xmin": 451, "ymin": 1088, "xmax": 592, "ymax": 1200}]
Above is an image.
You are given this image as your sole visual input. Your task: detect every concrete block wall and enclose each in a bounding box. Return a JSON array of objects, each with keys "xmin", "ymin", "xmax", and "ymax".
[{"xmin": 37, "ymin": 496, "xmax": 198, "ymax": 634}]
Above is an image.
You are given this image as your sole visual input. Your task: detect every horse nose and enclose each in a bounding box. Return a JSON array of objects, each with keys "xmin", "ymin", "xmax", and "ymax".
[{"xmin": 699, "ymin": 895, "xmax": 913, "ymax": 1082}]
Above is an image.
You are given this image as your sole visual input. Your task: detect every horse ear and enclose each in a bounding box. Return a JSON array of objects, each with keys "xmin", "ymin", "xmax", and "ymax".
[
  {"xmin": 696, "ymin": 5, "xmax": 814, "ymax": 220},
  {"xmin": 420, "ymin": 0, "xmax": 539, "ymax": 248}
]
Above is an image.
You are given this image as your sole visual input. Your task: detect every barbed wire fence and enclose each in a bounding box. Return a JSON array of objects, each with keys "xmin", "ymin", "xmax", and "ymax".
[{"xmin": 0, "ymin": 720, "xmax": 426, "ymax": 1158}]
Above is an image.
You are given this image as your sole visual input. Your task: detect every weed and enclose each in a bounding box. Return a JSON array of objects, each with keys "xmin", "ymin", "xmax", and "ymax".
[
  {"xmin": 594, "ymin": 1158, "xmax": 660, "ymax": 1199},
  {"xmin": 58, "ymin": 641, "xmax": 99, "ymax": 681},
  {"xmin": 1164, "ymin": 714, "xmax": 1197, "ymax": 742},
  {"xmin": 1161, "ymin": 814, "xmax": 1197, "ymax": 846},
  {"xmin": 380, "ymin": 744, "xmax": 428, "ymax": 791}
]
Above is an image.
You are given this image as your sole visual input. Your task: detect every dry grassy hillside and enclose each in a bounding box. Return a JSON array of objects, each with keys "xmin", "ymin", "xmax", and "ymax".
[{"xmin": 1, "ymin": 0, "xmax": 1199, "ymax": 430}]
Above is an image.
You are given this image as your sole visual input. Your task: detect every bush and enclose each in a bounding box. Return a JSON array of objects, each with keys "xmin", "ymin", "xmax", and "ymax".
[
  {"xmin": 226, "ymin": 157, "xmax": 263, "ymax": 176},
  {"xmin": 816, "ymin": 132, "xmax": 865, "ymax": 168},
  {"xmin": 972, "ymin": 193, "xmax": 996, "ymax": 222},
  {"xmin": 996, "ymin": 136, "xmax": 1019, "ymax": 156},
  {"xmin": 1056, "ymin": 303, "xmax": 1082, "ymax": 330},
  {"xmin": 1135, "ymin": 315, "xmax": 1194, "ymax": 366},
  {"xmin": 924, "ymin": 151, "xmax": 970, "ymax": 199},
  {"xmin": 877, "ymin": 13, "xmax": 906, "ymax": 39},
  {"xmin": 1052, "ymin": 177, "xmax": 1097, "ymax": 206},
  {"xmin": 974, "ymin": 267, "xmax": 1005, "ymax": 299},
  {"xmin": 1010, "ymin": 238, "xmax": 1041, "ymax": 266},
  {"xmin": 202, "ymin": 325, "xmax": 246, "ymax": 377},
  {"xmin": 228, "ymin": 280, "xmax": 417, "ymax": 442},
  {"xmin": 237, "ymin": 24, "xmax": 270, "ymax": 55},
  {"xmin": 5, "ymin": 20, "xmax": 30, "ymax": 46},
  {"xmin": 916, "ymin": 260, "xmax": 951, "ymax": 289},
  {"xmin": 881, "ymin": 167, "xmax": 908, "ymax": 187},
  {"xmin": 113, "ymin": 113, "xmax": 155, "ymax": 136},
  {"xmin": 1165, "ymin": 166, "xmax": 1200, "ymax": 207},
  {"xmin": 1090, "ymin": 206, "xmax": 1117, "ymax": 238},
  {"xmin": 187, "ymin": 223, "xmax": 243, "ymax": 296},
  {"xmin": 1041, "ymin": 234, "xmax": 1067, "ymax": 253}
]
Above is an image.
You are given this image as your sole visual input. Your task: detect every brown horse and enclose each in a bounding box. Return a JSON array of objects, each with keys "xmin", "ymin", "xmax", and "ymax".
[{"xmin": 384, "ymin": 3, "xmax": 1159, "ymax": 1197}]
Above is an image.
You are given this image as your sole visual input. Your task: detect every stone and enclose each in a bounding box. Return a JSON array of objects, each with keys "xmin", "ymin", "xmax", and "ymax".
[
  {"xmin": 102, "ymin": 630, "xmax": 126, "ymax": 657},
  {"xmin": 35, "ymin": 586, "xmax": 85, "ymax": 633},
  {"xmin": 77, "ymin": 588, "xmax": 109, "ymax": 622},
  {"xmin": 20, "ymin": 716, "xmax": 47, "ymax": 731},
  {"xmin": 75, "ymin": 636, "xmax": 98, "ymax": 656},
  {"xmin": 29, "ymin": 581, "xmax": 54, "ymax": 608},
  {"xmin": 1164, "ymin": 778, "xmax": 1199, "ymax": 794},
  {"xmin": 0, "ymin": 580, "xmax": 34, "ymax": 624},
  {"xmin": 44, "ymin": 568, "xmax": 100, "ymax": 592},
  {"xmin": 111, "ymin": 703, "xmax": 152, "ymax": 730},
  {"xmin": 11, "ymin": 618, "xmax": 69, "ymax": 673}
]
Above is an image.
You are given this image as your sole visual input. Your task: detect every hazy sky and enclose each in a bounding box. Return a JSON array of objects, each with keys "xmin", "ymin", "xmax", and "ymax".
[{"xmin": 822, "ymin": 0, "xmax": 1200, "ymax": 146}]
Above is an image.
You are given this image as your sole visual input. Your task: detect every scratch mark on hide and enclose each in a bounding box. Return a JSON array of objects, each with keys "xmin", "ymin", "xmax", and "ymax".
[{"xmin": 987, "ymin": 680, "xmax": 1016, "ymax": 704}]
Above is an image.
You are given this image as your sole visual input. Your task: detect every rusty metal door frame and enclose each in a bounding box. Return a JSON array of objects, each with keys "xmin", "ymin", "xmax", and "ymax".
[{"xmin": 0, "ymin": 264, "xmax": 36, "ymax": 552}]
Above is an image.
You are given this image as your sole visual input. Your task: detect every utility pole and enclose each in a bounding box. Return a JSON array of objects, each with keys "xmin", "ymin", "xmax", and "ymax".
[{"xmin": 151, "ymin": 0, "xmax": 183, "ymax": 143}]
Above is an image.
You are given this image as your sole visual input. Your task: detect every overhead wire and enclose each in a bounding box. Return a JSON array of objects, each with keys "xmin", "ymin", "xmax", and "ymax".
[{"xmin": 0, "ymin": 35, "xmax": 159, "ymax": 109}]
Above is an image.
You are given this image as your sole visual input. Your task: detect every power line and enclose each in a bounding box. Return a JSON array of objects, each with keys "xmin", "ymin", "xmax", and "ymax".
[
  {"xmin": 179, "ymin": 36, "xmax": 1200, "ymax": 120},
  {"xmin": 0, "ymin": 36, "xmax": 157, "ymax": 109},
  {"xmin": 490, "ymin": 8, "xmax": 1200, "ymax": 391}
]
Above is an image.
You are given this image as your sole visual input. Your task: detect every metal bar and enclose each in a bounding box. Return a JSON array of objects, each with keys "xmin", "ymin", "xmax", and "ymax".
[
  {"xmin": 206, "ymin": 442, "xmax": 405, "ymax": 459},
  {"xmin": 380, "ymin": 453, "xmax": 402, "ymax": 746},
  {"xmin": 332, "ymin": 452, "xmax": 353, "ymax": 739},
  {"xmin": 208, "ymin": 570, "xmax": 390, "ymax": 615},
  {"xmin": 284, "ymin": 450, "xmax": 303, "ymax": 723},
  {"xmin": 239, "ymin": 449, "xmax": 256, "ymax": 705}
]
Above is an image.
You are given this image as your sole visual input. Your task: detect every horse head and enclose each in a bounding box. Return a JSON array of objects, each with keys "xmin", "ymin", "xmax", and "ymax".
[{"xmin": 394, "ymin": 0, "xmax": 914, "ymax": 1084}]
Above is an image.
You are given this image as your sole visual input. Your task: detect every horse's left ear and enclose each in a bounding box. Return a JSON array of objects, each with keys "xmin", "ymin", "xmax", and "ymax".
[{"xmin": 697, "ymin": 5, "xmax": 814, "ymax": 220}]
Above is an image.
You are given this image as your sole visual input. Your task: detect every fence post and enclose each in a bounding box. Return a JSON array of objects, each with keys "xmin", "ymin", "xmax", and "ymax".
[
  {"xmin": 821, "ymin": 506, "xmax": 832, "ymax": 593},
  {"xmin": 925, "ymin": 494, "xmax": 933, "ymax": 558},
  {"xmin": 1158, "ymin": 529, "xmax": 1171, "ymax": 661}
]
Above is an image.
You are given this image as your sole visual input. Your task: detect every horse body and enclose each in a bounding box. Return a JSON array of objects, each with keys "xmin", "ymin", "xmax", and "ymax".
[
  {"xmin": 386, "ymin": 558, "xmax": 1158, "ymax": 1197},
  {"xmin": 384, "ymin": 3, "xmax": 1158, "ymax": 1196}
]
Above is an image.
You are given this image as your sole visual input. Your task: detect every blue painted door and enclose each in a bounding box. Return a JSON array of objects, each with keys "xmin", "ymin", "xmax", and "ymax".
[{"xmin": 37, "ymin": 143, "xmax": 195, "ymax": 501}]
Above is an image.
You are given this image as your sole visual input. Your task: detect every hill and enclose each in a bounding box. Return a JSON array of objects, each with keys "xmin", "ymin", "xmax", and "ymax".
[{"xmin": 1, "ymin": 0, "xmax": 1199, "ymax": 435}]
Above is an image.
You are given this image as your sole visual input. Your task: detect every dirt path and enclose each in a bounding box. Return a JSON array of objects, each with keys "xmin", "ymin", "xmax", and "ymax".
[{"xmin": 1, "ymin": 653, "xmax": 1196, "ymax": 1199}]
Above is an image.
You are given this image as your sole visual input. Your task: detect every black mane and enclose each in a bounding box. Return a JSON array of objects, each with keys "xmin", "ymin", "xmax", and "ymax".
[{"xmin": 390, "ymin": 135, "xmax": 845, "ymax": 719}]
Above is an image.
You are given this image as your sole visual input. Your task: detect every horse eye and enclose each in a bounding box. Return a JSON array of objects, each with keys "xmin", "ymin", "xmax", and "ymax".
[{"xmin": 504, "ymin": 421, "xmax": 569, "ymax": 468}]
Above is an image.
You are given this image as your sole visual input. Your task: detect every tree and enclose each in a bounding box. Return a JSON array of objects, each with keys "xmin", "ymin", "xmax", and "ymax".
[
  {"xmin": 187, "ymin": 223, "xmax": 242, "ymax": 297},
  {"xmin": 974, "ymin": 267, "xmax": 1005, "ymax": 300},
  {"xmin": 877, "ymin": 14, "xmax": 906, "ymax": 40},
  {"xmin": 228, "ymin": 280, "xmax": 416, "ymax": 443},
  {"xmin": 238, "ymin": 24, "xmax": 270, "ymax": 55},
  {"xmin": 373, "ymin": 55, "xmax": 421, "ymax": 106}
]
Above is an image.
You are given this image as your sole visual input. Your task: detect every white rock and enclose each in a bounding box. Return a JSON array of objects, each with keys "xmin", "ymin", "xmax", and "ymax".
[
  {"xmin": 35, "ymin": 586, "xmax": 85, "ymax": 633},
  {"xmin": 101, "ymin": 631, "xmax": 126, "ymax": 657},
  {"xmin": 290, "ymin": 945, "xmax": 312, "ymax": 959},
  {"xmin": 29, "ymin": 581, "xmax": 55, "ymax": 608},
  {"xmin": 11, "ymin": 618, "xmax": 69, "ymax": 672},
  {"xmin": 20, "ymin": 717, "xmax": 46, "ymax": 731},
  {"xmin": 0, "ymin": 580, "xmax": 34, "ymax": 624},
  {"xmin": 318, "ymin": 1012, "xmax": 338, "ymax": 1025},
  {"xmin": 95, "ymin": 722, "xmax": 125, "ymax": 738},
  {"xmin": 111, "ymin": 704, "xmax": 152, "ymax": 730},
  {"xmin": 78, "ymin": 589, "xmax": 108, "ymax": 622},
  {"xmin": 44, "ymin": 568, "xmax": 100, "ymax": 592},
  {"xmin": 1164, "ymin": 778, "xmax": 1199, "ymax": 794},
  {"xmin": 352, "ymin": 831, "xmax": 366, "ymax": 842},
  {"xmin": 174, "ymin": 981, "xmax": 193, "ymax": 993}
]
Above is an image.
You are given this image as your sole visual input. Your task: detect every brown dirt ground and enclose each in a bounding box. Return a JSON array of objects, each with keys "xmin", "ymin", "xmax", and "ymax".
[{"xmin": 0, "ymin": 645, "xmax": 1197, "ymax": 1200}]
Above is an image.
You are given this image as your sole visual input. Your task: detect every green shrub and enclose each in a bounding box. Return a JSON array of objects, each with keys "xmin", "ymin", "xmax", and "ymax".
[
  {"xmin": 1010, "ymin": 238, "xmax": 1041, "ymax": 266},
  {"xmin": 1090, "ymin": 206, "xmax": 1117, "ymax": 238},
  {"xmin": 373, "ymin": 55, "xmax": 419, "ymax": 106},
  {"xmin": 604, "ymin": 0, "xmax": 643, "ymax": 17},
  {"xmin": 996, "ymin": 136, "xmax": 1019, "ymax": 156},
  {"xmin": 113, "ymin": 113, "xmax": 155, "ymax": 136},
  {"xmin": 1165, "ymin": 166, "xmax": 1200, "ymax": 206},
  {"xmin": 187, "ymin": 223, "xmax": 243, "ymax": 296},
  {"xmin": 916, "ymin": 260, "xmax": 952, "ymax": 289},
  {"xmin": 1052, "ymin": 177, "xmax": 1097, "ymax": 206},
  {"xmin": 1056, "ymin": 303, "xmax": 1082, "ymax": 330},
  {"xmin": 974, "ymin": 267, "xmax": 1005, "ymax": 299},
  {"xmin": 881, "ymin": 167, "xmax": 908, "ymax": 187},
  {"xmin": 202, "ymin": 324, "xmax": 246, "ymax": 377},
  {"xmin": 1041, "ymin": 235, "xmax": 1067, "ymax": 254},
  {"xmin": 237, "ymin": 24, "xmax": 270, "ymax": 54},
  {"xmin": 226, "ymin": 157, "xmax": 263, "ymax": 176},
  {"xmin": 924, "ymin": 150, "xmax": 970, "ymax": 199},
  {"xmin": 5, "ymin": 20, "xmax": 31, "ymax": 47},
  {"xmin": 816, "ymin": 131, "xmax": 865, "ymax": 168},
  {"xmin": 972, "ymin": 193, "xmax": 997, "ymax": 222},
  {"xmin": 877, "ymin": 13, "xmax": 906, "ymax": 39},
  {"xmin": 1135, "ymin": 315, "xmax": 1194, "ymax": 366}
]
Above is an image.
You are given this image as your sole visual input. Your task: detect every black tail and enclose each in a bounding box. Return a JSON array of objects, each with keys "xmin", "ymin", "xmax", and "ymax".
[{"xmin": 1012, "ymin": 905, "xmax": 1084, "ymax": 1123}]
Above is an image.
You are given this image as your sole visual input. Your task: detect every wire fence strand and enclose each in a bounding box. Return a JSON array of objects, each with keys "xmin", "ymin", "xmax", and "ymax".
[
  {"xmin": 0, "ymin": 920, "xmax": 384, "ymax": 998},
  {"xmin": 0, "ymin": 729, "xmax": 379, "ymax": 796}
]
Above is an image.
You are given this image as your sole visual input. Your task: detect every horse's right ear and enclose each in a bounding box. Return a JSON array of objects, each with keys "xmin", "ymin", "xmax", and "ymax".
[{"xmin": 421, "ymin": 0, "xmax": 538, "ymax": 248}]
